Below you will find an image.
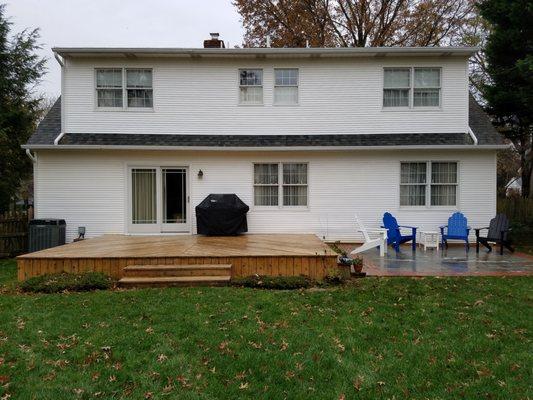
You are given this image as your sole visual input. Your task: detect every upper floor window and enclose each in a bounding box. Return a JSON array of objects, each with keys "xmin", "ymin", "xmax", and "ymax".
[
  {"xmin": 383, "ymin": 67, "xmax": 441, "ymax": 108},
  {"xmin": 274, "ymin": 69, "xmax": 298, "ymax": 105},
  {"xmin": 96, "ymin": 69, "xmax": 123, "ymax": 108},
  {"xmin": 239, "ymin": 69, "xmax": 263, "ymax": 105},
  {"xmin": 96, "ymin": 68, "xmax": 153, "ymax": 109},
  {"xmin": 400, "ymin": 161, "xmax": 457, "ymax": 207},
  {"xmin": 127, "ymin": 69, "xmax": 153, "ymax": 108}
]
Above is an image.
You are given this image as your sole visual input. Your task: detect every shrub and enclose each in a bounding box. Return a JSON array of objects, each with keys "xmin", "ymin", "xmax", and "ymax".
[
  {"xmin": 231, "ymin": 275, "xmax": 315, "ymax": 290},
  {"xmin": 323, "ymin": 268, "xmax": 346, "ymax": 285},
  {"xmin": 20, "ymin": 272, "xmax": 113, "ymax": 293}
]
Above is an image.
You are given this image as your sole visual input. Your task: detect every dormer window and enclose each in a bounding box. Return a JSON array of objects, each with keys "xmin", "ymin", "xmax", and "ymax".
[
  {"xmin": 96, "ymin": 69, "xmax": 123, "ymax": 108},
  {"xmin": 383, "ymin": 67, "xmax": 441, "ymax": 108},
  {"xmin": 239, "ymin": 69, "xmax": 263, "ymax": 105},
  {"xmin": 126, "ymin": 69, "xmax": 153, "ymax": 108},
  {"xmin": 95, "ymin": 68, "xmax": 153, "ymax": 109}
]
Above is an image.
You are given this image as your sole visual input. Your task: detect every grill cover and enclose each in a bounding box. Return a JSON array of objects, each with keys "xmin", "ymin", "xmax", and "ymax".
[{"xmin": 195, "ymin": 194, "xmax": 249, "ymax": 235}]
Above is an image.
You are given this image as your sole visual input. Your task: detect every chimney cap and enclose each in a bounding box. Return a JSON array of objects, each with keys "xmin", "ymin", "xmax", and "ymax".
[{"xmin": 210, "ymin": 32, "xmax": 220, "ymax": 39}]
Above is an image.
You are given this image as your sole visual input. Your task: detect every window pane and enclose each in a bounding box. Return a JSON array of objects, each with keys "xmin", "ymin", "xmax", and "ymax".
[
  {"xmin": 283, "ymin": 185, "xmax": 307, "ymax": 206},
  {"xmin": 274, "ymin": 86, "xmax": 298, "ymax": 104},
  {"xmin": 283, "ymin": 163, "xmax": 307, "ymax": 184},
  {"xmin": 239, "ymin": 69, "xmax": 262, "ymax": 86},
  {"xmin": 384, "ymin": 68, "xmax": 410, "ymax": 88},
  {"xmin": 132, "ymin": 169, "xmax": 156, "ymax": 224},
  {"xmin": 254, "ymin": 164, "xmax": 278, "ymax": 184},
  {"xmin": 240, "ymin": 86, "xmax": 263, "ymax": 104},
  {"xmin": 431, "ymin": 162, "xmax": 457, "ymax": 183},
  {"xmin": 400, "ymin": 185, "xmax": 426, "ymax": 206},
  {"xmin": 275, "ymin": 69, "xmax": 298, "ymax": 86},
  {"xmin": 96, "ymin": 69, "xmax": 122, "ymax": 88},
  {"xmin": 254, "ymin": 186, "xmax": 279, "ymax": 206},
  {"xmin": 414, "ymin": 68, "xmax": 440, "ymax": 88},
  {"xmin": 127, "ymin": 89, "xmax": 153, "ymax": 108},
  {"xmin": 383, "ymin": 89, "xmax": 409, "ymax": 107},
  {"xmin": 414, "ymin": 89, "xmax": 440, "ymax": 107},
  {"xmin": 401, "ymin": 163, "xmax": 427, "ymax": 184},
  {"xmin": 431, "ymin": 185, "xmax": 456, "ymax": 206},
  {"xmin": 127, "ymin": 69, "xmax": 152, "ymax": 88},
  {"xmin": 97, "ymin": 89, "xmax": 123, "ymax": 107}
]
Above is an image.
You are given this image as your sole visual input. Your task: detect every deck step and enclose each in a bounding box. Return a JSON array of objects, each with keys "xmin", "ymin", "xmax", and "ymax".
[
  {"xmin": 118, "ymin": 275, "xmax": 231, "ymax": 288},
  {"xmin": 122, "ymin": 264, "xmax": 232, "ymax": 277}
]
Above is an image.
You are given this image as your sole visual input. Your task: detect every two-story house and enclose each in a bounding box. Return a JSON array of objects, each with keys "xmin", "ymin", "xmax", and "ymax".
[{"xmin": 24, "ymin": 35, "xmax": 505, "ymax": 243}]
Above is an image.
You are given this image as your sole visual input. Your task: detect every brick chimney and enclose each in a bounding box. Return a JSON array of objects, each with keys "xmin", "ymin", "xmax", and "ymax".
[{"xmin": 203, "ymin": 33, "xmax": 225, "ymax": 48}]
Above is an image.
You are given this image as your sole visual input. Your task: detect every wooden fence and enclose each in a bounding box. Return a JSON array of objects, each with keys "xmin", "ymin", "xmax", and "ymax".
[
  {"xmin": 0, "ymin": 209, "xmax": 32, "ymax": 258},
  {"xmin": 497, "ymin": 197, "xmax": 533, "ymax": 222}
]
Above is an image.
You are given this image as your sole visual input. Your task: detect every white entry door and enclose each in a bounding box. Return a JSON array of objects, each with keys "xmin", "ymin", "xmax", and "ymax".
[{"xmin": 128, "ymin": 167, "xmax": 189, "ymax": 233}]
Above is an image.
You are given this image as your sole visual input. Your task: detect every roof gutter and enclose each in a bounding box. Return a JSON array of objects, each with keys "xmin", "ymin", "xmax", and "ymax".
[
  {"xmin": 468, "ymin": 127, "xmax": 479, "ymax": 145},
  {"xmin": 22, "ymin": 144, "xmax": 508, "ymax": 151}
]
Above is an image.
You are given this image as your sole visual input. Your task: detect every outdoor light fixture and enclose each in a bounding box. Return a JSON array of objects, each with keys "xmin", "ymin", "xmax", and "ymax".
[{"xmin": 198, "ymin": 169, "xmax": 204, "ymax": 179}]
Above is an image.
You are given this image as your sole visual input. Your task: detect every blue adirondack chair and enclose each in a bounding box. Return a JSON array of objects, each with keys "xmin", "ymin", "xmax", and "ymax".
[
  {"xmin": 382, "ymin": 212, "xmax": 418, "ymax": 252},
  {"xmin": 440, "ymin": 212, "xmax": 471, "ymax": 251}
]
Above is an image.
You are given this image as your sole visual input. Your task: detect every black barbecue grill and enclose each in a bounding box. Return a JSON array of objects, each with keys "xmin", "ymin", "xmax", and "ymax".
[{"xmin": 195, "ymin": 194, "xmax": 249, "ymax": 235}]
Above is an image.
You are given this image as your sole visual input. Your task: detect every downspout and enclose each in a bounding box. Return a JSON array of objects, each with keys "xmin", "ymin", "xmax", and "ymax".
[
  {"xmin": 468, "ymin": 127, "xmax": 478, "ymax": 145},
  {"xmin": 53, "ymin": 51, "xmax": 66, "ymax": 145},
  {"xmin": 25, "ymin": 149, "xmax": 36, "ymax": 163}
]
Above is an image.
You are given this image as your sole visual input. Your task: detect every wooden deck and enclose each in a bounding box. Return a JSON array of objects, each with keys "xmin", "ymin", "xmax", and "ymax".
[{"xmin": 17, "ymin": 234, "xmax": 339, "ymax": 281}]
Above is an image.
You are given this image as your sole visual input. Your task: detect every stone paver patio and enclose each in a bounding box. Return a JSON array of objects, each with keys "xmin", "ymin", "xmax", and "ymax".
[{"xmin": 340, "ymin": 244, "xmax": 533, "ymax": 276}]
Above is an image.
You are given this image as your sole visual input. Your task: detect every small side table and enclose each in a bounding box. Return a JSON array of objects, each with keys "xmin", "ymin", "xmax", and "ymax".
[{"xmin": 420, "ymin": 231, "xmax": 439, "ymax": 251}]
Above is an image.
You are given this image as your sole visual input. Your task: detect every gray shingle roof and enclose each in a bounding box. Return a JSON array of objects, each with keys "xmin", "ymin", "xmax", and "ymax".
[{"xmin": 26, "ymin": 95, "xmax": 504, "ymax": 148}]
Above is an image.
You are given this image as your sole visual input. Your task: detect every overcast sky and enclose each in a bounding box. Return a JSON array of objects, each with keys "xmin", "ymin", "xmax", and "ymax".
[{"xmin": 5, "ymin": 0, "xmax": 244, "ymax": 98}]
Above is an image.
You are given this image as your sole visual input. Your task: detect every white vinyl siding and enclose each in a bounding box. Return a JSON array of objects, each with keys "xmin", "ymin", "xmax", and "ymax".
[
  {"xmin": 274, "ymin": 69, "xmax": 298, "ymax": 105},
  {"xmin": 239, "ymin": 69, "xmax": 263, "ymax": 105},
  {"xmin": 65, "ymin": 57, "xmax": 468, "ymax": 135},
  {"xmin": 34, "ymin": 149, "xmax": 495, "ymax": 243},
  {"xmin": 400, "ymin": 161, "xmax": 457, "ymax": 207}
]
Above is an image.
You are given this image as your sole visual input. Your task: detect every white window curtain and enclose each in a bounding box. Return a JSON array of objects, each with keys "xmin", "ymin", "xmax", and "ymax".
[
  {"xmin": 283, "ymin": 163, "xmax": 308, "ymax": 206},
  {"xmin": 431, "ymin": 162, "xmax": 457, "ymax": 205},
  {"xmin": 132, "ymin": 169, "xmax": 157, "ymax": 224},
  {"xmin": 126, "ymin": 69, "xmax": 153, "ymax": 108},
  {"xmin": 254, "ymin": 164, "xmax": 278, "ymax": 206},
  {"xmin": 383, "ymin": 68, "xmax": 410, "ymax": 107},
  {"xmin": 414, "ymin": 68, "xmax": 440, "ymax": 107},
  {"xmin": 239, "ymin": 69, "xmax": 263, "ymax": 104},
  {"xmin": 274, "ymin": 69, "xmax": 298, "ymax": 104},
  {"xmin": 400, "ymin": 162, "xmax": 427, "ymax": 206},
  {"xmin": 96, "ymin": 69, "xmax": 123, "ymax": 107}
]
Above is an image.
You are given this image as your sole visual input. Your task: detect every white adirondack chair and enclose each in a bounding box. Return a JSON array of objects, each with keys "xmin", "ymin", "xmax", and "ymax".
[{"xmin": 350, "ymin": 215, "xmax": 387, "ymax": 257}]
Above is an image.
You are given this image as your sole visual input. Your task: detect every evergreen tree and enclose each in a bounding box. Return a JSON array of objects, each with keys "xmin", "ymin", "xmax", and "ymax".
[
  {"xmin": 0, "ymin": 4, "xmax": 46, "ymax": 212},
  {"xmin": 479, "ymin": 0, "xmax": 533, "ymax": 197}
]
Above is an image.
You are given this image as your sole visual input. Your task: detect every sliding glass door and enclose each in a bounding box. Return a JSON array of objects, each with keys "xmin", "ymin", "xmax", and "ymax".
[{"xmin": 129, "ymin": 167, "xmax": 189, "ymax": 233}]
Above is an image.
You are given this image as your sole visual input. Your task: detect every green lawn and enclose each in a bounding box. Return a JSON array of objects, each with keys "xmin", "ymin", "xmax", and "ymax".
[{"xmin": 0, "ymin": 259, "xmax": 531, "ymax": 399}]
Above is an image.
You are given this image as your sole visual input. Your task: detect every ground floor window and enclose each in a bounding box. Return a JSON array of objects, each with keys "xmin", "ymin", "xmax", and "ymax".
[
  {"xmin": 254, "ymin": 162, "xmax": 308, "ymax": 207},
  {"xmin": 400, "ymin": 161, "xmax": 457, "ymax": 207}
]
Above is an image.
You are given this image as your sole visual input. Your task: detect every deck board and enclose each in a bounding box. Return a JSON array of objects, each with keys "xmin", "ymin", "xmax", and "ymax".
[{"xmin": 17, "ymin": 234, "xmax": 339, "ymax": 281}]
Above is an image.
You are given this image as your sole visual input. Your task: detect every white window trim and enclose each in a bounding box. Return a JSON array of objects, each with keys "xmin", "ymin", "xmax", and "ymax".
[
  {"xmin": 273, "ymin": 68, "xmax": 299, "ymax": 106},
  {"xmin": 253, "ymin": 162, "xmax": 309, "ymax": 210},
  {"xmin": 382, "ymin": 67, "xmax": 442, "ymax": 111},
  {"xmin": 95, "ymin": 68, "xmax": 154, "ymax": 112},
  {"xmin": 238, "ymin": 68, "xmax": 264, "ymax": 106},
  {"xmin": 399, "ymin": 160, "xmax": 459, "ymax": 209}
]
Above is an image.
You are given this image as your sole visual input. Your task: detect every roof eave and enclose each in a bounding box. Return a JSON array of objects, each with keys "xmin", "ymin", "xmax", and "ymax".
[{"xmin": 52, "ymin": 46, "xmax": 479, "ymax": 59}]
